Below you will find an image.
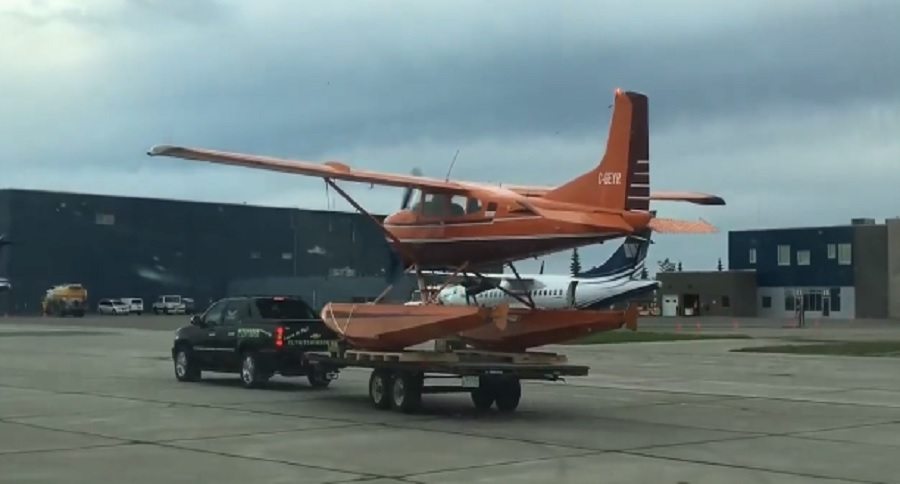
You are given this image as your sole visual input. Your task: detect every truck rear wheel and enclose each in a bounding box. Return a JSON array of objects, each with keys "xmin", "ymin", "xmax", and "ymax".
[
  {"xmin": 240, "ymin": 352, "xmax": 270, "ymax": 389},
  {"xmin": 368, "ymin": 370, "xmax": 392, "ymax": 409},
  {"xmin": 307, "ymin": 367, "xmax": 331, "ymax": 389}
]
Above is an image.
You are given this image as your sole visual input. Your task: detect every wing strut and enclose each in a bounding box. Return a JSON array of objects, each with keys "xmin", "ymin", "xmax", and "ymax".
[
  {"xmin": 468, "ymin": 268, "xmax": 536, "ymax": 310},
  {"xmin": 323, "ymin": 178, "xmax": 418, "ymax": 266},
  {"xmin": 506, "ymin": 262, "xmax": 536, "ymax": 309}
]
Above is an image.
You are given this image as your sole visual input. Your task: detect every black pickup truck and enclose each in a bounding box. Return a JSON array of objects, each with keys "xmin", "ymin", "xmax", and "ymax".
[{"xmin": 171, "ymin": 295, "xmax": 341, "ymax": 389}]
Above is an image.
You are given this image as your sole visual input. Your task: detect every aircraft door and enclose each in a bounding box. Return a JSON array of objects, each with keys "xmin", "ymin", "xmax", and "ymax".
[{"xmin": 566, "ymin": 281, "xmax": 578, "ymax": 309}]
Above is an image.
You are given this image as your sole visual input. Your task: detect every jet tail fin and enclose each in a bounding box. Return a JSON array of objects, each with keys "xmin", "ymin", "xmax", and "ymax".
[{"xmin": 576, "ymin": 229, "xmax": 652, "ymax": 279}]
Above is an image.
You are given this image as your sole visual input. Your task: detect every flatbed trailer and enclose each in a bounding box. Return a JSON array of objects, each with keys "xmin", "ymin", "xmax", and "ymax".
[{"xmin": 306, "ymin": 348, "xmax": 589, "ymax": 413}]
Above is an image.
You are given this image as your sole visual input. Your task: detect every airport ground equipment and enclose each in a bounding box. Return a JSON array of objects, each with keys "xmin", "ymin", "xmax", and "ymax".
[
  {"xmin": 306, "ymin": 345, "xmax": 589, "ymax": 414},
  {"xmin": 41, "ymin": 283, "xmax": 88, "ymax": 317}
]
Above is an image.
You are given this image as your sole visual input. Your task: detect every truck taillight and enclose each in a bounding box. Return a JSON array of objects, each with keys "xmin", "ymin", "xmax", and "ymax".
[{"xmin": 274, "ymin": 326, "xmax": 285, "ymax": 348}]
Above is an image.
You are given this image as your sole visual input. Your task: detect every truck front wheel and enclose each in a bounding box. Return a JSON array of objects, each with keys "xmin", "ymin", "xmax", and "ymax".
[{"xmin": 174, "ymin": 346, "xmax": 201, "ymax": 382}]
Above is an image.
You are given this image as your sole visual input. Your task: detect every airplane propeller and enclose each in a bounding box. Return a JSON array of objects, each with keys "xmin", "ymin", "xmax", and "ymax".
[{"xmin": 400, "ymin": 167, "xmax": 424, "ymax": 210}]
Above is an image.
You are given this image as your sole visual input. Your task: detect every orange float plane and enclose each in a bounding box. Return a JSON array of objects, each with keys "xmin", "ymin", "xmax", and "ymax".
[{"xmin": 148, "ymin": 89, "xmax": 724, "ymax": 351}]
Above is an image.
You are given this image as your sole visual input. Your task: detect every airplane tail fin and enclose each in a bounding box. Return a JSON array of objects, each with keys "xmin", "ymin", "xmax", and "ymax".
[
  {"xmin": 576, "ymin": 229, "xmax": 651, "ymax": 279},
  {"xmin": 543, "ymin": 89, "xmax": 649, "ymax": 212}
]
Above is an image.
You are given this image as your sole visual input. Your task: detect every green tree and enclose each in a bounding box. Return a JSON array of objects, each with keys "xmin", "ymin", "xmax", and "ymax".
[
  {"xmin": 677, "ymin": 261, "xmax": 683, "ymax": 272},
  {"xmin": 569, "ymin": 248, "xmax": 582, "ymax": 276},
  {"xmin": 717, "ymin": 257, "xmax": 723, "ymax": 271}
]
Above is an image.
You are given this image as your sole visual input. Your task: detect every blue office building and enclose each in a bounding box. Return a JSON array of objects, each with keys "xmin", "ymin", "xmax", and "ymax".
[{"xmin": 729, "ymin": 218, "xmax": 899, "ymax": 319}]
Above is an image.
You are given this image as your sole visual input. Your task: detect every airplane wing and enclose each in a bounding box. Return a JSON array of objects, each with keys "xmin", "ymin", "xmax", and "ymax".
[
  {"xmin": 504, "ymin": 184, "xmax": 725, "ymax": 206},
  {"xmin": 147, "ymin": 145, "xmax": 475, "ymax": 194}
]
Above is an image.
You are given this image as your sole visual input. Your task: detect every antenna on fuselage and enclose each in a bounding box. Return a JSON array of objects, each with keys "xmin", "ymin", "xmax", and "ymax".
[{"xmin": 445, "ymin": 148, "xmax": 461, "ymax": 181}]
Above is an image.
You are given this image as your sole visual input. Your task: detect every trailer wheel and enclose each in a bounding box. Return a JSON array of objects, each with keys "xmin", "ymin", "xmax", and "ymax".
[
  {"xmin": 390, "ymin": 371, "xmax": 423, "ymax": 413},
  {"xmin": 368, "ymin": 370, "xmax": 392, "ymax": 409},
  {"xmin": 494, "ymin": 377, "xmax": 521, "ymax": 412},
  {"xmin": 470, "ymin": 386, "xmax": 495, "ymax": 411}
]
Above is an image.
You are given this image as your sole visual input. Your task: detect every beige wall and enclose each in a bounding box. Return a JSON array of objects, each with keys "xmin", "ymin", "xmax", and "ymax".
[
  {"xmin": 854, "ymin": 224, "xmax": 888, "ymax": 318},
  {"xmin": 888, "ymin": 218, "xmax": 900, "ymax": 319}
]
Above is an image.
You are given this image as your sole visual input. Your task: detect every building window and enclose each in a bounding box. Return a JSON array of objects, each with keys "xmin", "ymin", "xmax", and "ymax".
[
  {"xmin": 761, "ymin": 296, "xmax": 772, "ymax": 308},
  {"xmin": 784, "ymin": 289, "xmax": 795, "ymax": 311},
  {"xmin": 797, "ymin": 250, "xmax": 811, "ymax": 266},
  {"xmin": 830, "ymin": 288, "xmax": 841, "ymax": 312},
  {"xmin": 721, "ymin": 296, "xmax": 730, "ymax": 308},
  {"xmin": 827, "ymin": 244, "xmax": 836, "ymax": 259},
  {"xmin": 803, "ymin": 290, "xmax": 823, "ymax": 311},
  {"xmin": 250, "ymin": 251, "xmax": 261, "ymax": 259},
  {"xmin": 281, "ymin": 252, "xmax": 293, "ymax": 260},
  {"xmin": 838, "ymin": 243, "xmax": 852, "ymax": 265},
  {"xmin": 777, "ymin": 245, "xmax": 791, "ymax": 266},
  {"xmin": 95, "ymin": 213, "xmax": 115, "ymax": 225},
  {"xmin": 748, "ymin": 248, "xmax": 756, "ymax": 265}
]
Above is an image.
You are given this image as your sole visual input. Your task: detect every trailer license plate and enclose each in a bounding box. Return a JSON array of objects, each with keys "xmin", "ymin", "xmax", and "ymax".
[{"xmin": 461, "ymin": 375, "xmax": 479, "ymax": 388}]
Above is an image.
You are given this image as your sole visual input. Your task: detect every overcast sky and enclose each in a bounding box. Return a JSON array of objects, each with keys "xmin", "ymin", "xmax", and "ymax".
[{"xmin": 2, "ymin": 0, "xmax": 899, "ymax": 275}]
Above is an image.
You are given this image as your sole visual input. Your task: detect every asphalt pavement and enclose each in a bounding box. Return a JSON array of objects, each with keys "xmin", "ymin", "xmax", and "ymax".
[{"xmin": 1, "ymin": 315, "xmax": 900, "ymax": 483}]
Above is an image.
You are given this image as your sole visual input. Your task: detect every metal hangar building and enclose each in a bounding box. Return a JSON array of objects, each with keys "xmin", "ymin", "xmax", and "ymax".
[{"xmin": 0, "ymin": 188, "xmax": 414, "ymax": 315}]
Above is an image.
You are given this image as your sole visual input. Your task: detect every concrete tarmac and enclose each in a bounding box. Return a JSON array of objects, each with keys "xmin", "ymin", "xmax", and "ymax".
[{"xmin": 2, "ymin": 315, "xmax": 900, "ymax": 483}]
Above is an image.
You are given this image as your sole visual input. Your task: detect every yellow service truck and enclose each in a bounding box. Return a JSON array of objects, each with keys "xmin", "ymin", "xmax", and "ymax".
[{"xmin": 42, "ymin": 284, "xmax": 88, "ymax": 317}]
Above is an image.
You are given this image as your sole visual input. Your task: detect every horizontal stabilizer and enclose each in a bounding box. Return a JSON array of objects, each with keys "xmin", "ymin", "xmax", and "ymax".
[
  {"xmin": 648, "ymin": 217, "xmax": 718, "ymax": 234},
  {"xmin": 650, "ymin": 191, "xmax": 726, "ymax": 206}
]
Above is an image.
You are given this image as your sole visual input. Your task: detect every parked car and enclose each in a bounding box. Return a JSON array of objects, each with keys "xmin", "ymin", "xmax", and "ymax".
[
  {"xmin": 153, "ymin": 295, "xmax": 186, "ymax": 315},
  {"xmin": 182, "ymin": 297, "xmax": 195, "ymax": 313},
  {"xmin": 121, "ymin": 297, "xmax": 144, "ymax": 315},
  {"xmin": 97, "ymin": 298, "xmax": 130, "ymax": 315}
]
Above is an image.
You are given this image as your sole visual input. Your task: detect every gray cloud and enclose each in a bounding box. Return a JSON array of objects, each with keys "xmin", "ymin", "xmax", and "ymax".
[{"xmin": 2, "ymin": 0, "xmax": 899, "ymax": 273}]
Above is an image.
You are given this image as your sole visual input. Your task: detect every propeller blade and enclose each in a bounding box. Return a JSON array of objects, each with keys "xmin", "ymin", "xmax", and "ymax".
[{"xmin": 400, "ymin": 167, "xmax": 424, "ymax": 210}]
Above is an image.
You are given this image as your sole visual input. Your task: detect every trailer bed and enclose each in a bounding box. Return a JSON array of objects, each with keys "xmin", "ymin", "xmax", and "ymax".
[{"xmin": 306, "ymin": 348, "xmax": 590, "ymax": 414}]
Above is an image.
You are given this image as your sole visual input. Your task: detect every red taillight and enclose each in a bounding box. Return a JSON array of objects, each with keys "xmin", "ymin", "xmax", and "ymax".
[{"xmin": 275, "ymin": 326, "xmax": 284, "ymax": 348}]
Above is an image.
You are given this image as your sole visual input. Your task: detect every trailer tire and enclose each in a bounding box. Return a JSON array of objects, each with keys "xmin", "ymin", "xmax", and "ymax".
[
  {"xmin": 494, "ymin": 377, "xmax": 521, "ymax": 412},
  {"xmin": 368, "ymin": 370, "xmax": 392, "ymax": 409},
  {"xmin": 470, "ymin": 376, "xmax": 497, "ymax": 411},
  {"xmin": 390, "ymin": 371, "xmax": 423, "ymax": 414}
]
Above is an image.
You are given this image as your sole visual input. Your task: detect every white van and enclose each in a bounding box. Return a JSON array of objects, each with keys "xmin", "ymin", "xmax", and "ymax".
[{"xmin": 121, "ymin": 297, "xmax": 144, "ymax": 315}]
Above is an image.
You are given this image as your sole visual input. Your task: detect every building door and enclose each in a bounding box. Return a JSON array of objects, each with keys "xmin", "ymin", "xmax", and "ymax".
[
  {"xmin": 662, "ymin": 295, "xmax": 678, "ymax": 317},
  {"xmin": 822, "ymin": 291, "xmax": 831, "ymax": 317}
]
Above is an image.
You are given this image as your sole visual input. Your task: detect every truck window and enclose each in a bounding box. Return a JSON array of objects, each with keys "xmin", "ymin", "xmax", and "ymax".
[
  {"xmin": 203, "ymin": 300, "xmax": 227, "ymax": 326},
  {"xmin": 222, "ymin": 299, "xmax": 250, "ymax": 326},
  {"xmin": 255, "ymin": 298, "xmax": 318, "ymax": 320}
]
